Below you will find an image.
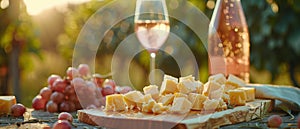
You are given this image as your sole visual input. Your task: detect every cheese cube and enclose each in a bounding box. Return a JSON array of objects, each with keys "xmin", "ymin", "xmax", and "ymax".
[
  {"xmin": 209, "ymin": 85, "xmax": 224, "ymax": 99},
  {"xmin": 195, "ymin": 80, "xmax": 204, "ymax": 94},
  {"xmin": 142, "ymin": 99, "xmax": 156, "ymax": 113},
  {"xmin": 216, "ymin": 99, "xmax": 227, "ymax": 111},
  {"xmin": 105, "ymin": 94, "xmax": 126, "ymax": 111},
  {"xmin": 0, "ymin": 96, "xmax": 16, "ymax": 115},
  {"xmin": 188, "ymin": 93, "xmax": 208, "ymax": 110},
  {"xmin": 179, "ymin": 75, "xmax": 195, "ymax": 82},
  {"xmin": 203, "ymin": 99, "xmax": 219, "ymax": 113},
  {"xmin": 143, "ymin": 85, "xmax": 159, "ymax": 100},
  {"xmin": 143, "ymin": 94, "xmax": 154, "ymax": 103},
  {"xmin": 228, "ymin": 89, "xmax": 247, "ymax": 106},
  {"xmin": 202, "ymin": 80, "xmax": 222, "ymax": 97},
  {"xmin": 174, "ymin": 92, "xmax": 188, "ymax": 99},
  {"xmin": 226, "ymin": 74, "xmax": 246, "ymax": 87},
  {"xmin": 124, "ymin": 91, "xmax": 144, "ymax": 109},
  {"xmin": 170, "ymin": 97, "xmax": 192, "ymax": 114},
  {"xmin": 177, "ymin": 80, "xmax": 197, "ymax": 94},
  {"xmin": 160, "ymin": 75, "xmax": 178, "ymax": 95},
  {"xmin": 152, "ymin": 103, "xmax": 168, "ymax": 114},
  {"xmin": 222, "ymin": 93, "xmax": 230, "ymax": 104},
  {"xmin": 238, "ymin": 87, "xmax": 255, "ymax": 101},
  {"xmin": 208, "ymin": 74, "xmax": 226, "ymax": 85},
  {"xmin": 158, "ymin": 94, "xmax": 174, "ymax": 106}
]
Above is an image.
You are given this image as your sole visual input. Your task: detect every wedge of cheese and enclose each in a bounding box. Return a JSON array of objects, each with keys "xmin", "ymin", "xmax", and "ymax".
[
  {"xmin": 208, "ymin": 74, "xmax": 226, "ymax": 85},
  {"xmin": 160, "ymin": 75, "xmax": 178, "ymax": 95},
  {"xmin": 105, "ymin": 94, "xmax": 126, "ymax": 111},
  {"xmin": 170, "ymin": 97, "xmax": 192, "ymax": 114},
  {"xmin": 228, "ymin": 89, "xmax": 247, "ymax": 106},
  {"xmin": 224, "ymin": 74, "xmax": 246, "ymax": 93},
  {"xmin": 238, "ymin": 87, "xmax": 255, "ymax": 101},
  {"xmin": 158, "ymin": 94, "xmax": 174, "ymax": 106},
  {"xmin": 0, "ymin": 96, "xmax": 16, "ymax": 115},
  {"xmin": 124, "ymin": 91, "xmax": 144, "ymax": 109},
  {"xmin": 188, "ymin": 93, "xmax": 208, "ymax": 110},
  {"xmin": 143, "ymin": 85, "xmax": 159, "ymax": 100}
]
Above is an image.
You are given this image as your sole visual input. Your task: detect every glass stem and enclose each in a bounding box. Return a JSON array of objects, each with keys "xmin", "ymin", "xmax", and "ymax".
[{"xmin": 150, "ymin": 52, "xmax": 156, "ymax": 84}]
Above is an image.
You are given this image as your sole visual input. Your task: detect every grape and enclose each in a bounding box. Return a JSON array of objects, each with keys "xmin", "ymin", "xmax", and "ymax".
[
  {"xmin": 66, "ymin": 67, "xmax": 79, "ymax": 79},
  {"xmin": 59, "ymin": 101, "xmax": 71, "ymax": 112},
  {"xmin": 32, "ymin": 95, "xmax": 47, "ymax": 110},
  {"xmin": 39, "ymin": 87, "xmax": 52, "ymax": 100},
  {"xmin": 64, "ymin": 85, "xmax": 75, "ymax": 96},
  {"xmin": 11, "ymin": 103, "xmax": 26, "ymax": 117},
  {"xmin": 103, "ymin": 79, "xmax": 116, "ymax": 90},
  {"xmin": 95, "ymin": 87, "xmax": 103, "ymax": 98},
  {"xmin": 71, "ymin": 77, "xmax": 86, "ymax": 88},
  {"xmin": 58, "ymin": 112, "xmax": 73, "ymax": 122},
  {"xmin": 50, "ymin": 92, "xmax": 65, "ymax": 104},
  {"xmin": 93, "ymin": 74, "xmax": 105, "ymax": 87},
  {"xmin": 47, "ymin": 74, "xmax": 61, "ymax": 87},
  {"xmin": 267, "ymin": 115, "xmax": 282, "ymax": 128},
  {"xmin": 78, "ymin": 64, "xmax": 90, "ymax": 76},
  {"xmin": 101, "ymin": 86, "xmax": 114, "ymax": 96},
  {"xmin": 67, "ymin": 94, "xmax": 78, "ymax": 102},
  {"xmin": 46, "ymin": 100, "xmax": 58, "ymax": 113},
  {"xmin": 52, "ymin": 120, "xmax": 72, "ymax": 129},
  {"xmin": 53, "ymin": 79, "xmax": 67, "ymax": 93}
]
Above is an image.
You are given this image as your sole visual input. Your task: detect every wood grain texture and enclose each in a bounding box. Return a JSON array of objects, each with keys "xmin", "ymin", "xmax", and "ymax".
[{"xmin": 78, "ymin": 99, "xmax": 272, "ymax": 129}]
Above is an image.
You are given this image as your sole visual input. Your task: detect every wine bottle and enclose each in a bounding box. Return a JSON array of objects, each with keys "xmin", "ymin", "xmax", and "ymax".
[{"xmin": 208, "ymin": 0, "xmax": 250, "ymax": 82}]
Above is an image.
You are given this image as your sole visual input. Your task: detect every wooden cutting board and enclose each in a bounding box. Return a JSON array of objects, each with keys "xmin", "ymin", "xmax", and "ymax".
[{"xmin": 78, "ymin": 99, "xmax": 272, "ymax": 129}]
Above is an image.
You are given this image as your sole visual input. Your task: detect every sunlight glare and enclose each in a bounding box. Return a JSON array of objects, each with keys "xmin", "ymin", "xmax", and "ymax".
[{"xmin": 23, "ymin": 0, "xmax": 90, "ymax": 15}]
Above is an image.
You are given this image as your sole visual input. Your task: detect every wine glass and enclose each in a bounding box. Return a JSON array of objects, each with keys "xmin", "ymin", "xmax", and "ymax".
[{"xmin": 134, "ymin": 0, "xmax": 170, "ymax": 84}]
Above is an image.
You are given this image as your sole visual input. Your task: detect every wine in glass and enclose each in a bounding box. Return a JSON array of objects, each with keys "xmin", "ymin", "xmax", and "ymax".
[{"xmin": 134, "ymin": 0, "xmax": 170, "ymax": 84}]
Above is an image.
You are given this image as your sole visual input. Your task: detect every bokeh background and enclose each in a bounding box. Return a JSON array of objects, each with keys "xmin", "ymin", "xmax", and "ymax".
[{"xmin": 0, "ymin": 0, "xmax": 299, "ymax": 107}]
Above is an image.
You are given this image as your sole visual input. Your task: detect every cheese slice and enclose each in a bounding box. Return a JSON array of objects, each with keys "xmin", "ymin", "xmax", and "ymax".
[
  {"xmin": 0, "ymin": 96, "xmax": 16, "ymax": 115},
  {"xmin": 143, "ymin": 85, "xmax": 159, "ymax": 100},
  {"xmin": 158, "ymin": 94, "xmax": 174, "ymax": 106},
  {"xmin": 238, "ymin": 87, "xmax": 255, "ymax": 101},
  {"xmin": 208, "ymin": 74, "xmax": 226, "ymax": 85},
  {"xmin": 209, "ymin": 84, "xmax": 224, "ymax": 99},
  {"xmin": 160, "ymin": 75, "xmax": 178, "ymax": 95},
  {"xmin": 124, "ymin": 91, "xmax": 144, "ymax": 109},
  {"xmin": 228, "ymin": 89, "xmax": 247, "ymax": 106},
  {"xmin": 170, "ymin": 97, "xmax": 192, "ymax": 114},
  {"xmin": 105, "ymin": 94, "xmax": 126, "ymax": 111},
  {"xmin": 188, "ymin": 93, "xmax": 208, "ymax": 110}
]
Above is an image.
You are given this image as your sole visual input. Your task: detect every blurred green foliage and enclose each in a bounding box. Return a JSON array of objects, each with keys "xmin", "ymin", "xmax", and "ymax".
[{"xmin": 241, "ymin": 0, "xmax": 300, "ymax": 85}]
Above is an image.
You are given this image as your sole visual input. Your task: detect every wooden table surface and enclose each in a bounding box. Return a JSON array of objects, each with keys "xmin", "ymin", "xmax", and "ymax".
[{"xmin": 0, "ymin": 109, "xmax": 298, "ymax": 129}]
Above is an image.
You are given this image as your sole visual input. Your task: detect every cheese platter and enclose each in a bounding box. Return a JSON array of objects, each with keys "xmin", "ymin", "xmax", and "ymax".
[{"xmin": 77, "ymin": 74, "xmax": 273, "ymax": 129}]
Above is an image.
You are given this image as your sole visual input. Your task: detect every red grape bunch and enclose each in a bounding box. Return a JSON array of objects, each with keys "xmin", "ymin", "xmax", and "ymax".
[{"xmin": 32, "ymin": 64, "xmax": 133, "ymax": 113}]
